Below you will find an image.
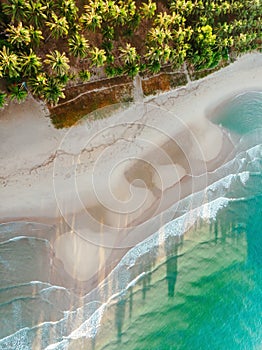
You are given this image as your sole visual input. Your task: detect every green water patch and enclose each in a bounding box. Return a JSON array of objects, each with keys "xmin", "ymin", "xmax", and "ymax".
[
  {"xmin": 93, "ymin": 180, "xmax": 262, "ymax": 350},
  {"xmin": 213, "ymin": 91, "xmax": 262, "ymax": 135}
]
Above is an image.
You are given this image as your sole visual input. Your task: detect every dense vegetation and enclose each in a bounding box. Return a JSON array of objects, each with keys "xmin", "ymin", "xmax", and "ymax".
[{"xmin": 0, "ymin": 0, "xmax": 261, "ymax": 107}]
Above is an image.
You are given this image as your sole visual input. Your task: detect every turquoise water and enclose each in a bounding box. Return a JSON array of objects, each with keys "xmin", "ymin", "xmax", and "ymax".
[
  {"xmin": 91, "ymin": 91, "xmax": 262, "ymax": 350},
  {"xmin": 214, "ymin": 91, "xmax": 262, "ymax": 135},
  {"xmin": 0, "ymin": 92, "xmax": 261, "ymax": 349},
  {"xmin": 94, "ymin": 178, "xmax": 262, "ymax": 350}
]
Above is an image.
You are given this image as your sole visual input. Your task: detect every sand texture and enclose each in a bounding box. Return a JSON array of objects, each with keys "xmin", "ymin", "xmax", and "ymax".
[{"xmin": 1, "ymin": 52, "xmax": 262, "ymax": 291}]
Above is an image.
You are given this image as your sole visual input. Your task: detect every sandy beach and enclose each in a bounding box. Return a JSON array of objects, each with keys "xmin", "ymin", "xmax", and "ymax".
[{"xmin": 1, "ymin": 52, "xmax": 262, "ymax": 293}]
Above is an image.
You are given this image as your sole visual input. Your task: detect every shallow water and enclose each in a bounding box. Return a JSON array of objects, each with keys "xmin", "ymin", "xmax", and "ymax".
[
  {"xmin": 93, "ymin": 179, "xmax": 262, "ymax": 350},
  {"xmin": 0, "ymin": 91, "xmax": 261, "ymax": 349}
]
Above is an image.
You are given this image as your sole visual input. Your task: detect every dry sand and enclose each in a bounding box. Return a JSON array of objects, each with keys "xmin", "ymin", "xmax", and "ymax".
[{"xmin": 1, "ymin": 52, "xmax": 262, "ymax": 291}]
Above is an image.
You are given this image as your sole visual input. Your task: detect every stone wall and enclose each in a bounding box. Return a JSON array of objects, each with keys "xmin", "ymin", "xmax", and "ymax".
[{"xmin": 49, "ymin": 61, "xmax": 229, "ymax": 128}]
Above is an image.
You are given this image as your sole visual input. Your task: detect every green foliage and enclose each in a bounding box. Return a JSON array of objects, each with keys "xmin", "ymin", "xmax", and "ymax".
[
  {"xmin": 0, "ymin": 92, "xmax": 7, "ymax": 108},
  {"xmin": 44, "ymin": 50, "xmax": 70, "ymax": 76},
  {"xmin": 46, "ymin": 13, "xmax": 69, "ymax": 39},
  {"xmin": 8, "ymin": 84, "xmax": 28, "ymax": 103},
  {"xmin": 20, "ymin": 48, "xmax": 42, "ymax": 76},
  {"xmin": 42, "ymin": 77, "xmax": 65, "ymax": 106},
  {"xmin": 2, "ymin": 0, "xmax": 27, "ymax": 23},
  {"xmin": 25, "ymin": 0, "xmax": 47, "ymax": 28},
  {"xmin": 0, "ymin": 46, "xmax": 20, "ymax": 78},
  {"xmin": 140, "ymin": 1, "xmax": 157, "ymax": 19},
  {"xmin": 90, "ymin": 47, "xmax": 107, "ymax": 67},
  {"xmin": 0, "ymin": 0, "xmax": 260, "ymax": 108},
  {"xmin": 68, "ymin": 34, "xmax": 89, "ymax": 58},
  {"xmin": 119, "ymin": 43, "xmax": 139, "ymax": 65},
  {"xmin": 78, "ymin": 70, "xmax": 91, "ymax": 82},
  {"xmin": 28, "ymin": 73, "xmax": 47, "ymax": 97},
  {"xmin": 6, "ymin": 22, "xmax": 31, "ymax": 48}
]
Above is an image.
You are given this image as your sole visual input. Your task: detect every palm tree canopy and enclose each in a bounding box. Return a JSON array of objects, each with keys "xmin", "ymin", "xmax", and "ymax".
[
  {"xmin": 6, "ymin": 22, "xmax": 31, "ymax": 48},
  {"xmin": 20, "ymin": 48, "xmax": 42, "ymax": 76},
  {"xmin": 90, "ymin": 47, "xmax": 107, "ymax": 67},
  {"xmin": 119, "ymin": 43, "xmax": 139, "ymax": 65},
  {"xmin": 0, "ymin": 46, "xmax": 20, "ymax": 78},
  {"xmin": 68, "ymin": 34, "xmax": 89, "ymax": 58},
  {"xmin": 44, "ymin": 50, "xmax": 70, "ymax": 76},
  {"xmin": 46, "ymin": 13, "xmax": 69, "ymax": 38}
]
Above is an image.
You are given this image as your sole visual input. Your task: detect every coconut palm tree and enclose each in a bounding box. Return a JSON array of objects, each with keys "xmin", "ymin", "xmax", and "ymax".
[
  {"xmin": 2, "ymin": 0, "xmax": 27, "ymax": 23},
  {"xmin": 125, "ymin": 0, "xmax": 136, "ymax": 18},
  {"xmin": 148, "ymin": 59, "xmax": 161, "ymax": 73},
  {"xmin": 89, "ymin": 47, "xmax": 107, "ymax": 67},
  {"xmin": 46, "ymin": 12, "xmax": 69, "ymax": 39},
  {"xmin": 140, "ymin": 0, "xmax": 157, "ymax": 19},
  {"xmin": 43, "ymin": 77, "xmax": 65, "ymax": 106},
  {"xmin": 6, "ymin": 22, "xmax": 31, "ymax": 48},
  {"xmin": 154, "ymin": 12, "xmax": 173, "ymax": 28},
  {"xmin": 25, "ymin": 0, "xmax": 47, "ymax": 28},
  {"xmin": 145, "ymin": 46, "xmax": 162, "ymax": 62},
  {"xmin": 80, "ymin": 8, "xmax": 102, "ymax": 32},
  {"xmin": 44, "ymin": 50, "xmax": 70, "ymax": 76},
  {"xmin": 125, "ymin": 63, "xmax": 140, "ymax": 78},
  {"xmin": 28, "ymin": 73, "xmax": 47, "ymax": 97},
  {"xmin": 0, "ymin": 92, "xmax": 7, "ymax": 109},
  {"xmin": 78, "ymin": 69, "xmax": 91, "ymax": 82},
  {"xmin": 0, "ymin": 46, "xmax": 20, "ymax": 78},
  {"xmin": 119, "ymin": 43, "xmax": 139, "ymax": 65},
  {"xmin": 9, "ymin": 84, "xmax": 28, "ymax": 103},
  {"xmin": 28, "ymin": 25, "xmax": 44, "ymax": 47},
  {"xmin": 111, "ymin": 4, "xmax": 128, "ymax": 26},
  {"xmin": 20, "ymin": 49, "xmax": 42, "ymax": 76},
  {"xmin": 161, "ymin": 44, "xmax": 172, "ymax": 63},
  {"xmin": 147, "ymin": 27, "xmax": 172, "ymax": 45},
  {"xmin": 68, "ymin": 34, "xmax": 89, "ymax": 58},
  {"xmin": 59, "ymin": 0, "xmax": 78, "ymax": 26},
  {"xmin": 102, "ymin": 26, "xmax": 115, "ymax": 40}
]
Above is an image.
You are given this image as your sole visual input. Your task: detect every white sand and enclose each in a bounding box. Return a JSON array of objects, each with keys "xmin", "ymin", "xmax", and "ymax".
[{"xmin": 1, "ymin": 52, "xmax": 262, "ymax": 284}]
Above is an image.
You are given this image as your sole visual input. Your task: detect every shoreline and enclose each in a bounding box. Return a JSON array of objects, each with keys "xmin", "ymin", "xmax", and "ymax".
[{"xmin": 0, "ymin": 53, "xmax": 262, "ymax": 294}]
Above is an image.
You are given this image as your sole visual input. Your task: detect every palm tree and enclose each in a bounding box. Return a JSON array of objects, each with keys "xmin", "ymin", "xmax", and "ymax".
[
  {"xmin": 80, "ymin": 9, "xmax": 102, "ymax": 32},
  {"xmin": 9, "ymin": 84, "xmax": 28, "ymax": 103},
  {"xmin": 0, "ymin": 92, "xmax": 7, "ymax": 109},
  {"xmin": 44, "ymin": 50, "xmax": 70, "ymax": 76},
  {"xmin": 2, "ymin": 0, "xmax": 27, "ymax": 23},
  {"xmin": 89, "ymin": 47, "xmax": 107, "ymax": 67},
  {"xmin": 25, "ymin": 0, "xmax": 47, "ymax": 28},
  {"xmin": 154, "ymin": 12, "xmax": 173, "ymax": 28},
  {"xmin": 125, "ymin": 63, "xmax": 140, "ymax": 78},
  {"xmin": 148, "ymin": 59, "xmax": 161, "ymax": 73},
  {"xmin": 59, "ymin": 0, "xmax": 78, "ymax": 26},
  {"xmin": 111, "ymin": 4, "xmax": 128, "ymax": 26},
  {"xmin": 28, "ymin": 25, "xmax": 44, "ymax": 47},
  {"xmin": 6, "ymin": 22, "xmax": 31, "ymax": 48},
  {"xmin": 28, "ymin": 73, "xmax": 47, "ymax": 97},
  {"xmin": 125, "ymin": 0, "xmax": 136, "ymax": 18},
  {"xmin": 78, "ymin": 69, "xmax": 91, "ymax": 82},
  {"xmin": 140, "ymin": 0, "xmax": 157, "ymax": 19},
  {"xmin": 20, "ymin": 49, "xmax": 42, "ymax": 76},
  {"xmin": 0, "ymin": 46, "xmax": 20, "ymax": 78},
  {"xmin": 46, "ymin": 12, "xmax": 69, "ymax": 39},
  {"xmin": 43, "ymin": 77, "xmax": 65, "ymax": 106},
  {"xmin": 145, "ymin": 46, "xmax": 162, "ymax": 62},
  {"xmin": 119, "ymin": 43, "xmax": 139, "ymax": 64},
  {"xmin": 147, "ymin": 27, "xmax": 172, "ymax": 45},
  {"xmin": 68, "ymin": 34, "xmax": 89, "ymax": 58},
  {"xmin": 161, "ymin": 44, "xmax": 172, "ymax": 63}
]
